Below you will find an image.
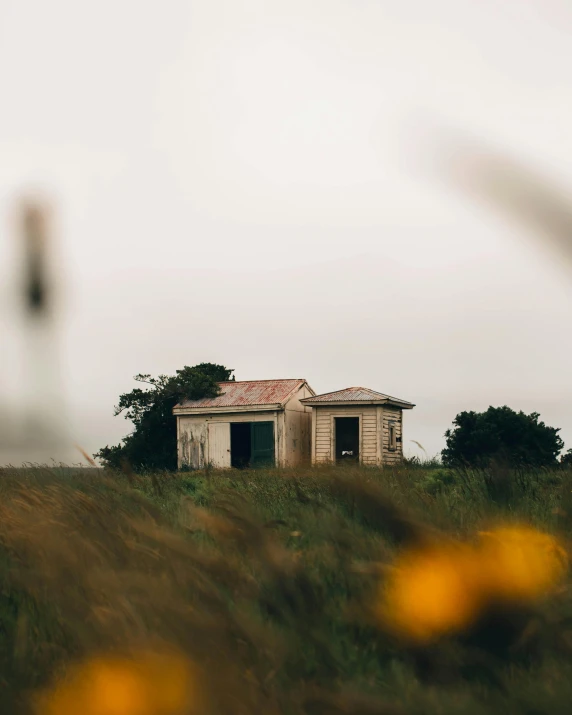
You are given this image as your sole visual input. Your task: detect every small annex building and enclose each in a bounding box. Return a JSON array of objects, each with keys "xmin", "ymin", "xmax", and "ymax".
[
  {"xmin": 300, "ymin": 387, "xmax": 415, "ymax": 466},
  {"xmin": 173, "ymin": 379, "xmax": 315, "ymax": 470}
]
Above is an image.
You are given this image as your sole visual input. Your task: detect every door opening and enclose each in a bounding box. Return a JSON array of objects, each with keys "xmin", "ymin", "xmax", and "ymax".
[
  {"xmin": 251, "ymin": 421, "xmax": 274, "ymax": 467},
  {"xmin": 230, "ymin": 422, "xmax": 251, "ymax": 468},
  {"xmin": 335, "ymin": 417, "xmax": 360, "ymax": 463},
  {"xmin": 230, "ymin": 421, "xmax": 275, "ymax": 468}
]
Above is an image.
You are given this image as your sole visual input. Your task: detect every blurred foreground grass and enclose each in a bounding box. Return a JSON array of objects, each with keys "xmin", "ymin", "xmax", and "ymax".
[{"xmin": 2, "ymin": 461, "xmax": 572, "ymax": 714}]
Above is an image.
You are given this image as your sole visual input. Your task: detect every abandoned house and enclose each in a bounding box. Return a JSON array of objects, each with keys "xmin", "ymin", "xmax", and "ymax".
[
  {"xmin": 173, "ymin": 379, "xmax": 315, "ymax": 469},
  {"xmin": 299, "ymin": 387, "xmax": 415, "ymax": 466}
]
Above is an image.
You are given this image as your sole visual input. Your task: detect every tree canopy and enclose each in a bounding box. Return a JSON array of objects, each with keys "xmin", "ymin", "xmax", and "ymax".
[
  {"xmin": 441, "ymin": 405, "xmax": 564, "ymax": 468},
  {"xmin": 95, "ymin": 363, "xmax": 234, "ymax": 471}
]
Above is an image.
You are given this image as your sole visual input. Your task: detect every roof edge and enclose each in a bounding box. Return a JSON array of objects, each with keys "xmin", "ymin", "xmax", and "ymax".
[
  {"xmin": 215, "ymin": 378, "xmax": 308, "ymax": 385},
  {"xmin": 300, "ymin": 396, "xmax": 415, "ymax": 409},
  {"xmin": 280, "ymin": 379, "xmax": 315, "ymax": 405},
  {"xmin": 173, "ymin": 404, "xmax": 284, "ymax": 415}
]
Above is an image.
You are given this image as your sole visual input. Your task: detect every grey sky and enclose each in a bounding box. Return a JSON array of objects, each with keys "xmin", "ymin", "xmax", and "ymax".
[{"xmin": 1, "ymin": 0, "xmax": 571, "ymax": 464}]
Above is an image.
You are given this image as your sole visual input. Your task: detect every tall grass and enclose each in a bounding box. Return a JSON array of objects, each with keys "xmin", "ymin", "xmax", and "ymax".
[{"xmin": 1, "ymin": 462, "xmax": 572, "ymax": 714}]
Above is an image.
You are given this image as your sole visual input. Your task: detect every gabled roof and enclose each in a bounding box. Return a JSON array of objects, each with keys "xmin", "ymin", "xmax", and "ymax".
[
  {"xmin": 300, "ymin": 386, "xmax": 415, "ymax": 409},
  {"xmin": 174, "ymin": 379, "xmax": 312, "ymax": 413}
]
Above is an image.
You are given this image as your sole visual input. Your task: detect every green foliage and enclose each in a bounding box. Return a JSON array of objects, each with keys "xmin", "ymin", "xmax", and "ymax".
[
  {"xmin": 403, "ymin": 455, "xmax": 443, "ymax": 469},
  {"xmin": 561, "ymin": 448, "xmax": 572, "ymax": 467},
  {"xmin": 94, "ymin": 363, "xmax": 234, "ymax": 471},
  {"xmin": 419, "ymin": 468, "xmax": 459, "ymax": 495},
  {"xmin": 442, "ymin": 405, "xmax": 564, "ymax": 469}
]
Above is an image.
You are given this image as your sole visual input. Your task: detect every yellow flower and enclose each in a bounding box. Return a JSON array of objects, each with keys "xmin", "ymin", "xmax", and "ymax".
[
  {"xmin": 378, "ymin": 542, "xmax": 484, "ymax": 643},
  {"xmin": 477, "ymin": 525, "xmax": 568, "ymax": 603},
  {"xmin": 37, "ymin": 649, "xmax": 196, "ymax": 715},
  {"xmin": 377, "ymin": 525, "xmax": 569, "ymax": 644}
]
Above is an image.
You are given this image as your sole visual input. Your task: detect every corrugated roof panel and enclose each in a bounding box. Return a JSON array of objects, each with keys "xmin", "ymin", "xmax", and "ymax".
[
  {"xmin": 311, "ymin": 387, "xmax": 385, "ymax": 402},
  {"xmin": 177, "ymin": 379, "xmax": 306, "ymax": 409},
  {"xmin": 302, "ymin": 386, "xmax": 414, "ymax": 406}
]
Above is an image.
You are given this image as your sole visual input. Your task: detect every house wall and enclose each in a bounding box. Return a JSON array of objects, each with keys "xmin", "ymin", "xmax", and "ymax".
[
  {"xmin": 283, "ymin": 383, "xmax": 313, "ymax": 466},
  {"xmin": 312, "ymin": 406, "xmax": 378, "ymax": 465},
  {"xmin": 381, "ymin": 406, "xmax": 404, "ymax": 465},
  {"xmin": 177, "ymin": 410, "xmax": 282, "ymax": 469}
]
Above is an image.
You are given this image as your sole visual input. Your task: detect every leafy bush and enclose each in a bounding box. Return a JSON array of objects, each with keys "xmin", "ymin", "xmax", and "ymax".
[{"xmin": 442, "ymin": 406, "xmax": 564, "ymax": 469}]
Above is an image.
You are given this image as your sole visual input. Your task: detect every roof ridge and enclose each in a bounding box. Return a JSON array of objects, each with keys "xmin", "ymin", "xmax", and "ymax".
[
  {"xmin": 308, "ymin": 386, "xmax": 360, "ymax": 398},
  {"xmin": 218, "ymin": 378, "xmax": 304, "ymax": 384},
  {"xmin": 307, "ymin": 385, "xmax": 387, "ymax": 397}
]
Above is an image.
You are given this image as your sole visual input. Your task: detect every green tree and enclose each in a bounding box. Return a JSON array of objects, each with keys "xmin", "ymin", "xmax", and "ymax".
[
  {"xmin": 441, "ymin": 406, "xmax": 564, "ymax": 469},
  {"xmin": 95, "ymin": 363, "xmax": 234, "ymax": 471}
]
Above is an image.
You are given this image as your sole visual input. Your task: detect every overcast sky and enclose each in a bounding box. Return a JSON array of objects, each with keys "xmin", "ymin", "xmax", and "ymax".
[{"xmin": 1, "ymin": 0, "xmax": 572, "ymax": 465}]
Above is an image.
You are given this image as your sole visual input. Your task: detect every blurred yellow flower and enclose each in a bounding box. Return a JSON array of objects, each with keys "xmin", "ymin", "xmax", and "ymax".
[
  {"xmin": 477, "ymin": 525, "xmax": 568, "ymax": 603},
  {"xmin": 378, "ymin": 526, "xmax": 568, "ymax": 644},
  {"xmin": 378, "ymin": 542, "xmax": 484, "ymax": 643},
  {"xmin": 36, "ymin": 649, "xmax": 196, "ymax": 715}
]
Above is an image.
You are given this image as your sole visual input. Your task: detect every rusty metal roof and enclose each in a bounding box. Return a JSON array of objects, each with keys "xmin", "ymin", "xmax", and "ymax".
[
  {"xmin": 301, "ymin": 387, "xmax": 415, "ymax": 408},
  {"xmin": 175, "ymin": 379, "xmax": 310, "ymax": 411}
]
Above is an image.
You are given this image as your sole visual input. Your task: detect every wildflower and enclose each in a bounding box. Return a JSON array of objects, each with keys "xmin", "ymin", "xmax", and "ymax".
[
  {"xmin": 477, "ymin": 525, "xmax": 568, "ymax": 603},
  {"xmin": 378, "ymin": 526, "xmax": 568, "ymax": 644},
  {"xmin": 378, "ymin": 541, "xmax": 484, "ymax": 643},
  {"xmin": 36, "ymin": 649, "xmax": 196, "ymax": 715}
]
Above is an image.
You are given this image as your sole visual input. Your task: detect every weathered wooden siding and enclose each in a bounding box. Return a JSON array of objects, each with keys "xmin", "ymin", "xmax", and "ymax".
[
  {"xmin": 361, "ymin": 408, "xmax": 378, "ymax": 465},
  {"xmin": 312, "ymin": 406, "xmax": 378, "ymax": 465},
  {"xmin": 381, "ymin": 406, "xmax": 403, "ymax": 465},
  {"xmin": 283, "ymin": 383, "xmax": 313, "ymax": 466},
  {"xmin": 178, "ymin": 418, "xmax": 207, "ymax": 469},
  {"xmin": 314, "ymin": 408, "xmax": 332, "ymax": 463}
]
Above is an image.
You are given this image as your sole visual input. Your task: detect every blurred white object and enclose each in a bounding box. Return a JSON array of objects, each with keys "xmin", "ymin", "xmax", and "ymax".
[{"xmin": 0, "ymin": 196, "xmax": 68, "ymax": 463}]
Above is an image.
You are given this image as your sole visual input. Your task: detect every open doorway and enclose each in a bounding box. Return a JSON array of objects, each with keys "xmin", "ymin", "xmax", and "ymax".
[
  {"xmin": 335, "ymin": 417, "xmax": 360, "ymax": 463},
  {"xmin": 230, "ymin": 423, "xmax": 251, "ymax": 468},
  {"xmin": 230, "ymin": 421, "xmax": 275, "ymax": 468}
]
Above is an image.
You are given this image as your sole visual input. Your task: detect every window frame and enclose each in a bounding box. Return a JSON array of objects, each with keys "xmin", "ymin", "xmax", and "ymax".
[{"xmin": 388, "ymin": 421, "xmax": 397, "ymax": 451}]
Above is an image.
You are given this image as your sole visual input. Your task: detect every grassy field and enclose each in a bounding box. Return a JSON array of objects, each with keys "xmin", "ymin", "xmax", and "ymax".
[{"xmin": 1, "ymin": 461, "xmax": 572, "ymax": 714}]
